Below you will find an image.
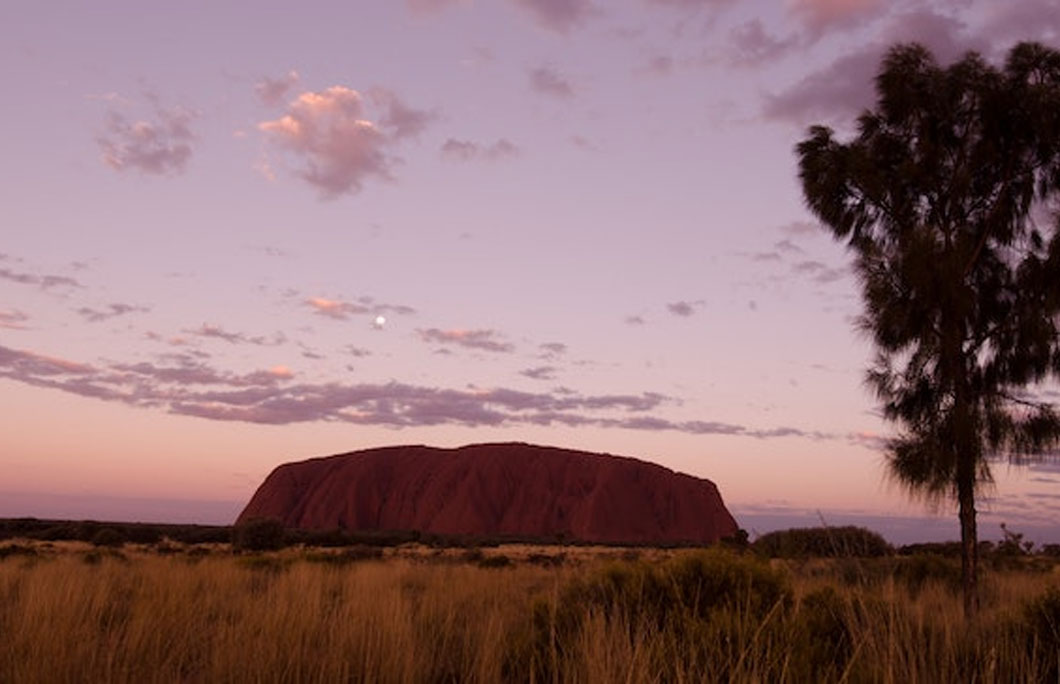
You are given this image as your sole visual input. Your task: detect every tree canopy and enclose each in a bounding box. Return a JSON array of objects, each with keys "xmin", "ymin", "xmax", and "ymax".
[{"xmin": 797, "ymin": 42, "xmax": 1060, "ymax": 616}]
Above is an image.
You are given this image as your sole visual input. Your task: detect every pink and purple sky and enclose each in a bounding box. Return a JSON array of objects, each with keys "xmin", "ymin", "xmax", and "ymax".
[{"xmin": 2, "ymin": 0, "xmax": 1059, "ymax": 542}]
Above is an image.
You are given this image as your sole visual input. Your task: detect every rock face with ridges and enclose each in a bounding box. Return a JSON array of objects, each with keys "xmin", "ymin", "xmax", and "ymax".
[{"xmin": 237, "ymin": 443, "xmax": 739, "ymax": 544}]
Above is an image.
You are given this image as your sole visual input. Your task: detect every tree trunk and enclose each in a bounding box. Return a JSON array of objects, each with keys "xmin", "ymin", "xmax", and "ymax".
[{"xmin": 957, "ymin": 462, "xmax": 979, "ymax": 618}]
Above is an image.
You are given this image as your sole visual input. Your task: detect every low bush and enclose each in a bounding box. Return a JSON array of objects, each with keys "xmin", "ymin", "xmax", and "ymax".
[
  {"xmin": 789, "ymin": 587, "xmax": 855, "ymax": 678},
  {"xmin": 524, "ymin": 548, "xmax": 792, "ymax": 680},
  {"xmin": 1020, "ymin": 586, "xmax": 1060, "ymax": 682},
  {"xmin": 231, "ymin": 518, "xmax": 286, "ymax": 552},
  {"xmin": 90, "ymin": 527, "xmax": 126, "ymax": 548},
  {"xmin": 754, "ymin": 526, "xmax": 892, "ymax": 558},
  {"xmin": 893, "ymin": 553, "xmax": 963, "ymax": 594},
  {"xmin": 477, "ymin": 554, "xmax": 513, "ymax": 569},
  {"xmin": 0, "ymin": 544, "xmax": 37, "ymax": 560},
  {"xmin": 526, "ymin": 552, "xmax": 565, "ymax": 567},
  {"xmin": 304, "ymin": 546, "xmax": 384, "ymax": 565}
]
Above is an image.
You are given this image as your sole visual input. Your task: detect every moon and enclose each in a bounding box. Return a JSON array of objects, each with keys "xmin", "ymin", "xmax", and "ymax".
[{"xmin": 374, "ymin": 315, "xmax": 386, "ymax": 328}]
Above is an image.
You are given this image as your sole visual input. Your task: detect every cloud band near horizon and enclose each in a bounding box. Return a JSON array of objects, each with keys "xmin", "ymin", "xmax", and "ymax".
[{"xmin": 0, "ymin": 343, "xmax": 846, "ymax": 442}]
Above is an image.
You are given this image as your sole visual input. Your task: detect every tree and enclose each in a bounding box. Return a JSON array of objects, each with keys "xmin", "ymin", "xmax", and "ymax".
[{"xmin": 797, "ymin": 42, "xmax": 1060, "ymax": 617}]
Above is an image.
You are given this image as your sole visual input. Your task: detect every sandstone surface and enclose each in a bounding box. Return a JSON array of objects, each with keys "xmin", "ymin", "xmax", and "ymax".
[{"xmin": 237, "ymin": 442, "xmax": 739, "ymax": 544}]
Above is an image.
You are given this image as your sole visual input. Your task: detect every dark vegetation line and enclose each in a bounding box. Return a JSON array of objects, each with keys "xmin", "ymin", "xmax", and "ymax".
[{"xmin": 3, "ymin": 517, "xmax": 1059, "ymax": 560}]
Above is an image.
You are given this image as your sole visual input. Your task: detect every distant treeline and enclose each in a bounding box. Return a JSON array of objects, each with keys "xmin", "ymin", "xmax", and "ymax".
[
  {"xmin": 3, "ymin": 517, "xmax": 1057, "ymax": 558},
  {"xmin": 0, "ymin": 517, "xmax": 745, "ymax": 551}
]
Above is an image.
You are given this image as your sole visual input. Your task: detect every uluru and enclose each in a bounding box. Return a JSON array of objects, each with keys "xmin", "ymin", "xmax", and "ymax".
[{"xmin": 238, "ymin": 443, "xmax": 739, "ymax": 545}]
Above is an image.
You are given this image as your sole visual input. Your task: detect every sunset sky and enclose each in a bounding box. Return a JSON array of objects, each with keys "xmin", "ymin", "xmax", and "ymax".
[{"xmin": 2, "ymin": 0, "xmax": 1059, "ymax": 543}]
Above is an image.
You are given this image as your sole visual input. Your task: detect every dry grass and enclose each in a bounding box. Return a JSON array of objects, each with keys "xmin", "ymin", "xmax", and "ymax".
[{"xmin": 0, "ymin": 541, "xmax": 1057, "ymax": 683}]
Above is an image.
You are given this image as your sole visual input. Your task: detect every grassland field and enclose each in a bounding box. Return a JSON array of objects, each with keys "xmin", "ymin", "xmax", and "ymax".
[{"xmin": 2, "ymin": 530, "xmax": 1060, "ymax": 683}]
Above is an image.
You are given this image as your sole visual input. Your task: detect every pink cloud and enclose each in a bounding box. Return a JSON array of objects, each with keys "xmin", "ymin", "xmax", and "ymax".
[
  {"xmin": 789, "ymin": 0, "xmax": 885, "ymax": 37},
  {"xmin": 644, "ymin": 0, "xmax": 734, "ymax": 10},
  {"xmin": 259, "ymin": 86, "xmax": 433, "ymax": 198},
  {"xmin": 763, "ymin": 10, "xmax": 985, "ymax": 125},
  {"xmin": 513, "ymin": 0, "xmax": 596, "ymax": 33},
  {"xmin": 0, "ymin": 342, "xmax": 838, "ymax": 440},
  {"xmin": 307, "ymin": 296, "xmax": 371, "ymax": 319},
  {"xmin": 267, "ymin": 365, "xmax": 294, "ymax": 380},
  {"xmin": 370, "ymin": 88, "xmax": 436, "ymax": 139},
  {"xmin": 0, "ymin": 310, "xmax": 29, "ymax": 330},
  {"xmin": 0, "ymin": 266, "xmax": 80, "ymax": 290},
  {"xmin": 440, "ymin": 138, "xmax": 519, "ymax": 162},
  {"xmin": 98, "ymin": 104, "xmax": 195, "ymax": 175},
  {"xmin": 255, "ymin": 70, "xmax": 300, "ymax": 107},
  {"xmin": 638, "ymin": 55, "xmax": 674, "ymax": 76},
  {"xmin": 529, "ymin": 66, "xmax": 575, "ymax": 98},
  {"xmin": 0, "ymin": 346, "xmax": 93, "ymax": 376},
  {"xmin": 417, "ymin": 328, "xmax": 515, "ymax": 353},
  {"xmin": 406, "ymin": 0, "xmax": 464, "ymax": 14},
  {"xmin": 185, "ymin": 324, "xmax": 284, "ymax": 346},
  {"xmin": 521, "ymin": 366, "xmax": 558, "ymax": 380},
  {"xmin": 726, "ymin": 19, "xmax": 800, "ymax": 66},
  {"xmin": 306, "ymin": 296, "xmax": 415, "ymax": 320},
  {"xmin": 539, "ymin": 342, "xmax": 567, "ymax": 358},
  {"xmin": 75, "ymin": 303, "xmax": 149, "ymax": 322},
  {"xmin": 667, "ymin": 300, "xmax": 704, "ymax": 316}
]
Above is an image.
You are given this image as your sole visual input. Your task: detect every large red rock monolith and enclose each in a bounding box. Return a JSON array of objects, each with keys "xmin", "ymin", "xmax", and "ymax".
[{"xmin": 237, "ymin": 443, "xmax": 739, "ymax": 544}]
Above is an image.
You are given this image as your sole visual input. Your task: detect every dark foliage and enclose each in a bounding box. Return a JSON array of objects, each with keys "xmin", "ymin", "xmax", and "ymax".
[
  {"xmin": 231, "ymin": 518, "xmax": 286, "ymax": 552},
  {"xmin": 518, "ymin": 549, "xmax": 792, "ymax": 681},
  {"xmin": 753, "ymin": 526, "xmax": 892, "ymax": 558},
  {"xmin": 797, "ymin": 41, "xmax": 1060, "ymax": 615},
  {"xmin": 89, "ymin": 527, "xmax": 126, "ymax": 548},
  {"xmin": 1020, "ymin": 587, "xmax": 1060, "ymax": 681}
]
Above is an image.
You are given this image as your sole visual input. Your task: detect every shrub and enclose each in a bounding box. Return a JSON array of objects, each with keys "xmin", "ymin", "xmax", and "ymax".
[
  {"xmin": 304, "ymin": 546, "xmax": 384, "ymax": 565},
  {"xmin": 231, "ymin": 518, "xmax": 286, "ymax": 552},
  {"xmin": 790, "ymin": 587, "xmax": 855, "ymax": 678},
  {"xmin": 90, "ymin": 528, "xmax": 126, "ymax": 548},
  {"xmin": 754, "ymin": 526, "xmax": 892, "ymax": 558},
  {"xmin": 0, "ymin": 544, "xmax": 37, "ymax": 560},
  {"xmin": 477, "ymin": 554, "xmax": 513, "ymax": 569},
  {"xmin": 461, "ymin": 547, "xmax": 486, "ymax": 564},
  {"xmin": 1040, "ymin": 544, "xmax": 1060, "ymax": 558},
  {"xmin": 1021, "ymin": 586, "xmax": 1060, "ymax": 681},
  {"xmin": 525, "ymin": 548, "xmax": 793, "ymax": 679},
  {"xmin": 893, "ymin": 553, "xmax": 962, "ymax": 594},
  {"xmin": 526, "ymin": 552, "xmax": 565, "ymax": 567}
]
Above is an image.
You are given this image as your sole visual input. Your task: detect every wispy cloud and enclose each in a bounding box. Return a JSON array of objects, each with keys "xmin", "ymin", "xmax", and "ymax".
[
  {"xmin": 513, "ymin": 0, "xmax": 596, "ymax": 33},
  {"xmin": 529, "ymin": 66, "xmax": 576, "ymax": 98},
  {"xmin": 763, "ymin": 9, "xmax": 985, "ymax": 126},
  {"xmin": 792, "ymin": 260, "xmax": 848, "ymax": 284},
  {"xmin": 0, "ymin": 310, "xmax": 29, "ymax": 330},
  {"xmin": 185, "ymin": 324, "xmax": 285, "ymax": 346},
  {"xmin": 789, "ymin": 0, "xmax": 885, "ymax": 38},
  {"xmin": 441, "ymin": 138, "xmax": 519, "ymax": 162},
  {"xmin": 0, "ymin": 342, "xmax": 838, "ymax": 439},
  {"xmin": 417, "ymin": 328, "xmax": 515, "ymax": 353},
  {"xmin": 255, "ymin": 70, "xmax": 300, "ymax": 107},
  {"xmin": 521, "ymin": 365, "xmax": 558, "ymax": 380},
  {"xmin": 406, "ymin": 0, "xmax": 465, "ymax": 14},
  {"xmin": 539, "ymin": 342, "xmax": 568, "ymax": 359},
  {"xmin": 0, "ymin": 266, "xmax": 80, "ymax": 290},
  {"xmin": 306, "ymin": 296, "xmax": 415, "ymax": 320},
  {"xmin": 637, "ymin": 55, "xmax": 674, "ymax": 76},
  {"xmin": 667, "ymin": 300, "xmax": 703, "ymax": 317},
  {"xmin": 725, "ymin": 19, "xmax": 800, "ymax": 66},
  {"xmin": 644, "ymin": 0, "xmax": 735, "ymax": 12},
  {"xmin": 98, "ymin": 98, "xmax": 196, "ymax": 175},
  {"xmin": 75, "ymin": 303, "xmax": 149, "ymax": 323},
  {"xmin": 369, "ymin": 88, "xmax": 437, "ymax": 139}
]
